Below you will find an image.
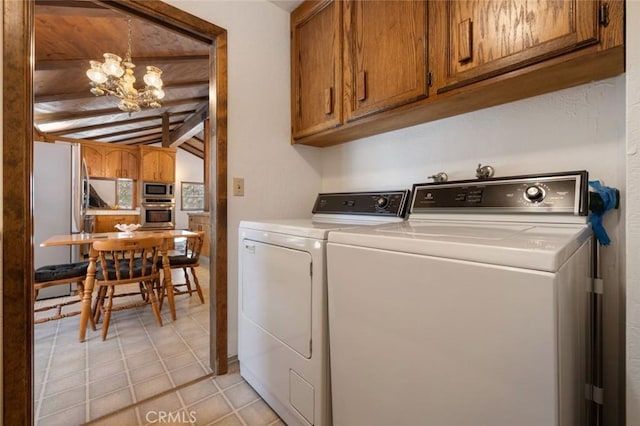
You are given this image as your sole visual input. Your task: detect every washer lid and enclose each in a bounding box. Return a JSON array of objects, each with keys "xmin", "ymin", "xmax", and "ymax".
[
  {"xmin": 328, "ymin": 220, "xmax": 591, "ymax": 272},
  {"xmin": 240, "ymin": 219, "xmax": 369, "ymax": 239}
]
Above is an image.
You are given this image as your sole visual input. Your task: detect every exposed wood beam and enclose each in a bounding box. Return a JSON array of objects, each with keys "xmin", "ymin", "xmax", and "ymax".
[
  {"xmin": 35, "ymin": 96, "xmax": 207, "ymax": 123},
  {"xmin": 180, "ymin": 139, "xmax": 204, "ymax": 159},
  {"xmin": 45, "ymin": 110, "xmax": 194, "ymax": 135},
  {"xmin": 84, "ymin": 123, "xmax": 179, "ymax": 141},
  {"xmin": 35, "ymin": 55, "xmax": 208, "ymax": 71},
  {"xmin": 168, "ymin": 102, "xmax": 208, "ymax": 147},
  {"xmin": 34, "ymin": 80, "xmax": 208, "ymax": 104},
  {"xmin": 162, "ymin": 112, "xmax": 170, "ymax": 146}
]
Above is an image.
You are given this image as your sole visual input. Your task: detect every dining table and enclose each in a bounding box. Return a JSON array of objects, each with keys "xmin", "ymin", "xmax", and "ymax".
[{"xmin": 40, "ymin": 229, "xmax": 198, "ymax": 342}]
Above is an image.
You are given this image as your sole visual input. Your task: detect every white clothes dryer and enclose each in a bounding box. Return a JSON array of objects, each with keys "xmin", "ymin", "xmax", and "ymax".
[
  {"xmin": 238, "ymin": 190, "xmax": 410, "ymax": 426},
  {"xmin": 327, "ymin": 172, "xmax": 594, "ymax": 426}
]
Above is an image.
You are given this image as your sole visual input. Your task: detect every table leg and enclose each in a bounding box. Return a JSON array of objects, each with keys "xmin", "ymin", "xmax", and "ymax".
[
  {"xmin": 161, "ymin": 243, "xmax": 177, "ymax": 321},
  {"xmin": 79, "ymin": 249, "xmax": 97, "ymax": 342}
]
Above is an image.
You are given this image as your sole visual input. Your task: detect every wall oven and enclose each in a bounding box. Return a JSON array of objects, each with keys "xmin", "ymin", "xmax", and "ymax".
[
  {"xmin": 143, "ymin": 181, "xmax": 174, "ymax": 199},
  {"xmin": 141, "ymin": 199, "xmax": 175, "ymax": 229}
]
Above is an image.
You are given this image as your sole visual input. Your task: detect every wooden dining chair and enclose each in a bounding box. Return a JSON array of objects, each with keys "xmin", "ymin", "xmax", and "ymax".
[
  {"xmin": 157, "ymin": 231, "xmax": 205, "ymax": 306},
  {"xmin": 90, "ymin": 237, "xmax": 163, "ymax": 340},
  {"xmin": 33, "ymin": 261, "xmax": 89, "ymax": 324}
]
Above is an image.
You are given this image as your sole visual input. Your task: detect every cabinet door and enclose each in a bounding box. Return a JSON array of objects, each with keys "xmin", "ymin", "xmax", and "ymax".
[
  {"xmin": 121, "ymin": 150, "xmax": 138, "ymax": 180},
  {"xmin": 292, "ymin": 0, "xmax": 342, "ymax": 139},
  {"xmin": 103, "ymin": 149, "xmax": 122, "ymax": 179},
  {"xmin": 343, "ymin": 0, "xmax": 428, "ymax": 122},
  {"xmin": 157, "ymin": 151, "xmax": 175, "ymax": 183},
  {"xmin": 141, "ymin": 150, "xmax": 160, "ymax": 181},
  {"xmin": 433, "ymin": 0, "xmax": 600, "ymax": 93},
  {"xmin": 82, "ymin": 145, "xmax": 104, "ymax": 177}
]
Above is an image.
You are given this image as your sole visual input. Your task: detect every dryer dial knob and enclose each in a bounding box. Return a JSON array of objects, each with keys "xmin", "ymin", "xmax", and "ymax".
[
  {"xmin": 376, "ymin": 197, "xmax": 389, "ymax": 208},
  {"xmin": 524, "ymin": 185, "xmax": 545, "ymax": 202}
]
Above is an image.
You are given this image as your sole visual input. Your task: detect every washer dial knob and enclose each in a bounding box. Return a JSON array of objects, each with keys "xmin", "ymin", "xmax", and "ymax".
[
  {"xmin": 524, "ymin": 185, "xmax": 545, "ymax": 202},
  {"xmin": 376, "ymin": 196, "xmax": 389, "ymax": 208}
]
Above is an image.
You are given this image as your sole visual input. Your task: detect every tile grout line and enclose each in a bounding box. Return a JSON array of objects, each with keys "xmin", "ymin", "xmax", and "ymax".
[
  {"xmin": 34, "ymin": 319, "xmax": 61, "ymax": 422},
  {"xmin": 112, "ymin": 316, "xmax": 144, "ymax": 425}
]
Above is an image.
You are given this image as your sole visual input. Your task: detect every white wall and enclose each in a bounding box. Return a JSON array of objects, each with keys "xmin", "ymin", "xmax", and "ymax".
[
  {"xmin": 627, "ymin": 1, "xmax": 640, "ymax": 422},
  {"xmin": 174, "ymin": 148, "xmax": 205, "ymax": 230},
  {"xmin": 164, "ymin": 0, "xmax": 323, "ymax": 356},
  {"xmin": 321, "ymin": 75, "xmax": 627, "ymax": 424}
]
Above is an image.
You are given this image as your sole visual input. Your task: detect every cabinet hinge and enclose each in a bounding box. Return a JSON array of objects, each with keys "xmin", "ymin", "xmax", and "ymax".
[
  {"xmin": 428, "ymin": 71, "xmax": 433, "ymax": 88},
  {"xmin": 599, "ymin": 3, "xmax": 610, "ymax": 27},
  {"xmin": 585, "ymin": 384, "xmax": 604, "ymax": 405}
]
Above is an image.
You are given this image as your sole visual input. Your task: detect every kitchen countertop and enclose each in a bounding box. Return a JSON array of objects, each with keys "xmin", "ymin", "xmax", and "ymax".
[
  {"xmin": 187, "ymin": 211, "xmax": 209, "ymax": 216},
  {"xmin": 87, "ymin": 209, "xmax": 140, "ymax": 216}
]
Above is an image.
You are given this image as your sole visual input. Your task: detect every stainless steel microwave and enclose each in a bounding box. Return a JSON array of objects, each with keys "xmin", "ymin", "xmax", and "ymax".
[{"xmin": 143, "ymin": 181, "xmax": 174, "ymax": 199}]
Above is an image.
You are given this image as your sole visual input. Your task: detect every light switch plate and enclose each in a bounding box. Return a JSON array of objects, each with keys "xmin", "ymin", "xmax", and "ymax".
[{"xmin": 233, "ymin": 177, "xmax": 244, "ymax": 196}]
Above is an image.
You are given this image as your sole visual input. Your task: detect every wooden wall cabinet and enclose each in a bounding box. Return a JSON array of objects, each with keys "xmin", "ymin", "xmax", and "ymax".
[
  {"xmin": 188, "ymin": 213, "xmax": 210, "ymax": 257},
  {"xmin": 291, "ymin": 0, "xmax": 624, "ymax": 147},
  {"xmin": 104, "ymin": 146, "xmax": 139, "ymax": 179},
  {"xmin": 432, "ymin": 0, "xmax": 603, "ymax": 93},
  {"xmin": 94, "ymin": 214, "xmax": 139, "ymax": 233},
  {"xmin": 291, "ymin": 0, "xmax": 428, "ymax": 139},
  {"xmin": 81, "ymin": 144, "xmax": 104, "ymax": 177},
  {"xmin": 291, "ymin": 0, "xmax": 343, "ymax": 139},
  {"xmin": 81, "ymin": 141, "xmax": 139, "ymax": 180},
  {"xmin": 343, "ymin": 0, "xmax": 428, "ymax": 121},
  {"xmin": 140, "ymin": 146, "xmax": 176, "ymax": 183}
]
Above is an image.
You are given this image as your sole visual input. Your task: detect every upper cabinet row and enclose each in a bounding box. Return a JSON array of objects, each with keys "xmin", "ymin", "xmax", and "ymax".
[
  {"xmin": 291, "ymin": 0, "xmax": 624, "ymax": 147},
  {"xmin": 81, "ymin": 142, "xmax": 176, "ymax": 183}
]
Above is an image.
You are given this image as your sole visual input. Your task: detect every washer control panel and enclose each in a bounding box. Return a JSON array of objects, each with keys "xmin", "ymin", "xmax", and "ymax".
[
  {"xmin": 411, "ymin": 171, "xmax": 588, "ymax": 215},
  {"xmin": 312, "ymin": 190, "xmax": 410, "ymax": 217}
]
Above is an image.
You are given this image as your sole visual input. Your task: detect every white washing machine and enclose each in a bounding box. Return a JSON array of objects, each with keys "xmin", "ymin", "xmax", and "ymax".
[
  {"xmin": 327, "ymin": 172, "xmax": 594, "ymax": 426},
  {"xmin": 238, "ymin": 190, "xmax": 410, "ymax": 426}
]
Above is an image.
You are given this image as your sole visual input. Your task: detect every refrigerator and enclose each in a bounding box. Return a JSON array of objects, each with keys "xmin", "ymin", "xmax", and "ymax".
[{"xmin": 34, "ymin": 141, "xmax": 89, "ymax": 299}]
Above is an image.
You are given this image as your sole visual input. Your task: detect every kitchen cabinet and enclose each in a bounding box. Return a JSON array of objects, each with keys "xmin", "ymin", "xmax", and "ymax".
[
  {"xmin": 343, "ymin": 0, "xmax": 428, "ymax": 121},
  {"xmin": 291, "ymin": 0, "xmax": 343, "ymax": 139},
  {"xmin": 81, "ymin": 142, "xmax": 138, "ymax": 180},
  {"xmin": 94, "ymin": 214, "xmax": 139, "ymax": 233},
  {"xmin": 291, "ymin": 0, "xmax": 624, "ymax": 147},
  {"xmin": 432, "ymin": 0, "xmax": 603, "ymax": 93},
  {"xmin": 140, "ymin": 146, "xmax": 176, "ymax": 183},
  {"xmin": 104, "ymin": 146, "xmax": 139, "ymax": 179},
  {"xmin": 81, "ymin": 144, "xmax": 104, "ymax": 177},
  {"xmin": 188, "ymin": 213, "xmax": 210, "ymax": 258}
]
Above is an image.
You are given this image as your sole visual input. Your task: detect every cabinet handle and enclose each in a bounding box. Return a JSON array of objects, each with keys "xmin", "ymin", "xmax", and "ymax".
[
  {"xmin": 324, "ymin": 87, "xmax": 333, "ymax": 115},
  {"xmin": 458, "ymin": 18, "xmax": 473, "ymax": 63},
  {"xmin": 357, "ymin": 71, "xmax": 367, "ymax": 102}
]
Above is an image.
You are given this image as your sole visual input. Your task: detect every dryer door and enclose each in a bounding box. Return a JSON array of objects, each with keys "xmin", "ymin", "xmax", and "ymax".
[{"xmin": 241, "ymin": 239, "xmax": 313, "ymax": 358}]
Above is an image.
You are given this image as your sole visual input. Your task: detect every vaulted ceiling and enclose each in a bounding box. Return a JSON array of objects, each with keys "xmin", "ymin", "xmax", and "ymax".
[{"xmin": 33, "ymin": 0, "xmax": 210, "ymax": 159}]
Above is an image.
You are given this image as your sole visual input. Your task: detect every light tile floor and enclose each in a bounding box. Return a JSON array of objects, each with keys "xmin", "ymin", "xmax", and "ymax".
[{"xmin": 34, "ymin": 261, "xmax": 284, "ymax": 426}]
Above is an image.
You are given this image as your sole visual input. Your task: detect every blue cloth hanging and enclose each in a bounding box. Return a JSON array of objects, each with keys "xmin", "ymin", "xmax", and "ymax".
[{"xmin": 588, "ymin": 180, "xmax": 618, "ymax": 246}]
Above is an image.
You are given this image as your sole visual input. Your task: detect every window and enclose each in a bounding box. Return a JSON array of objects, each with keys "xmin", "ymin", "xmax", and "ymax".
[
  {"xmin": 181, "ymin": 181, "xmax": 205, "ymax": 211},
  {"xmin": 116, "ymin": 179, "xmax": 134, "ymax": 209}
]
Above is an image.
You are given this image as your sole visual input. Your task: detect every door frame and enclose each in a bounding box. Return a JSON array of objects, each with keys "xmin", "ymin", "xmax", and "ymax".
[{"xmin": 2, "ymin": 1, "xmax": 228, "ymax": 424}]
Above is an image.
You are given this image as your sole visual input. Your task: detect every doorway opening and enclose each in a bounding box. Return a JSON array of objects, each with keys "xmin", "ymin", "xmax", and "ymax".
[{"xmin": 2, "ymin": 1, "xmax": 228, "ymax": 424}]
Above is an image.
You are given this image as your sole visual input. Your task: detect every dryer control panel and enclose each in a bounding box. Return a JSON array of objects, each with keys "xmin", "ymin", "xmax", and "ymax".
[
  {"xmin": 312, "ymin": 190, "xmax": 410, "ymax": 217},
  {"xmin": 411, "ymin": 171, "xmax": 588, "ymax": 215}
]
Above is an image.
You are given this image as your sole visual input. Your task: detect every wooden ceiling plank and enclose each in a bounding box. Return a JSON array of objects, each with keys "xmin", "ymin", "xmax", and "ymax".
[
  {"xmin": 35, "ymin": 55, "xmax": 208, "ymax": 71},
  {"xmin": 35, "ymin": 96, "xmax": 208, "ymax": 123},
  {"xmin": 74, "ymin": 123, "xmax": 179, "ymax": 140},
  {"xmin": 35, "ymin": 81, "xmax": 208, "ymax": 103},
  {"xmin": 46, "ymin": 110, "xmax": 192, "ymax": 135}
]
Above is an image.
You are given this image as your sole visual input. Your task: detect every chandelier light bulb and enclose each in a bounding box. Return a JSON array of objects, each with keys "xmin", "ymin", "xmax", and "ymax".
[
  {"xmin": 101, "ymin": 53, "xmax": 125, "ymax": 77},
  {"xmin": 143, "ymin": 66, "xmax": 164, "ymax": 88},
  {"xmin": 86, "ymin": 61, "xmax": 108, "ymax": 84}
]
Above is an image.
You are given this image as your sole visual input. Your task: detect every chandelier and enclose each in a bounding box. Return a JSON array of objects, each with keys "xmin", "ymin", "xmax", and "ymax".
[{"xmin": 86, "ymin": 18, "xmax": 165, "ymax": 113}]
